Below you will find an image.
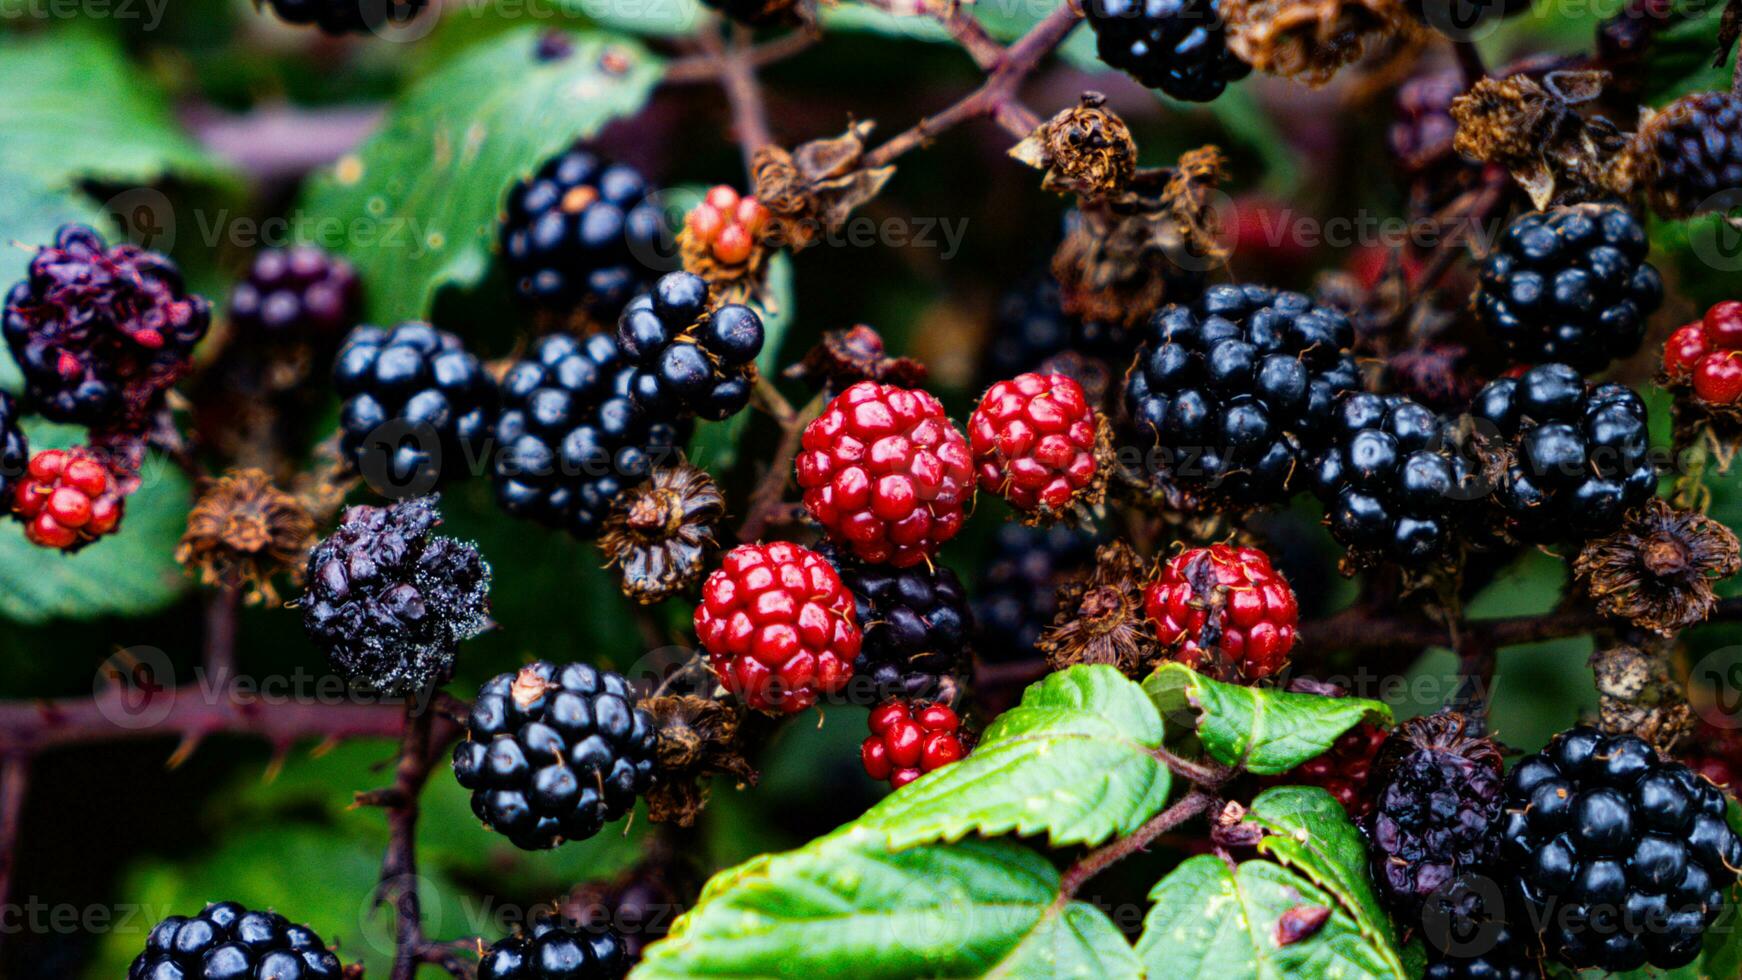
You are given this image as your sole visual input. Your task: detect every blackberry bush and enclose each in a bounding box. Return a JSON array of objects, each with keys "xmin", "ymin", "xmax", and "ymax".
[
  {"xmin": 333, "ymin": 322, "xmax": 495, "ymax": 494},
  {"xmin": 130, "ymin": 903, "xmax": 345, "ymax": 980}
]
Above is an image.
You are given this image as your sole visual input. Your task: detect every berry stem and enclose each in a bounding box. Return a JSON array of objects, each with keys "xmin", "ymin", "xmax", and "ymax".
[
  {"xmin": 664, "ymin": 31, "xmax": 817, "ymax": 84},
  {"xmin": 1453, "ymin": 39, "xmax": 1487, "ymax": 87},
  {"xmin": 202, "ymin": 582, "xmax": 241, "ymax": 689},
  {"xmin": 1055, "ymin": 789, "xmax": 1213, "ymax": 901},
  {"xmin": 1149, "ymin": 745, "xmax": 1234, "ymax": 787},
  {"xmin": 0, "ymin": 755, "xmax": 27, "ymax": 951},
  {"xmin": 737, "ymin": 384, "xmax": 822, "ymax": 542},
  {"xmin": 704, "ymin": 19, "xmax": 775, "ymax": 176}
]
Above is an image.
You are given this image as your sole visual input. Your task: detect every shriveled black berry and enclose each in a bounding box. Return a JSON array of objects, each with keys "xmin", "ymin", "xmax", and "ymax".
[
  {"xmin": 1123, "ymin": 283, "xmax": 1359, "ymax": 506},
  {"xmin": 0, "ymin": 392, "xmax": 27, "ymax": 506},
  {"xmin": 1635, "ymin": 90, "xmax": 1742, "ymax": 219},
  {"xmin": 301, "ymin": 495, "xmax": 491, "ymax": 694},
  {"xmin": 1474, "ymin": 203, "xmax": 1663, "ymax": 372},
  {"xmin": 259, "ymin": 0, "xmax": 427, "ymax": 34},
  {"xmin": 825, "ymin": 547, "xmax": 972, "ymax": 703},
  {"xmin": 229, "ymin": 246, "xmax": 361, "ymax": 341},
  {"xmin": 615, "ymin": 272, "xmax": 764, "ymax": 424},
  {"xmin": 973, "ymin": 523, "xmax": 1098, "ymax": 661},
  {"xmin": 454, "ymin": 662, "xmax": 656, "ymax": 851},
  {"xmin": 333, "ymin": 322, "xmax": 496, "ymax": 493},
  {"xmin": 1083, "ymin": 0, "xmax": 1251, "ymax": 103},
  {"xmin": 130, "ymin": 902, "xmax": 345, "ymax": 980},
  {"xmin": 1501, "ymin": 726, "xmax": 1742, "ymax": 971},
  {"xmin": 502, "ymin": 145, "xmax": 666, "ymax": 319}
]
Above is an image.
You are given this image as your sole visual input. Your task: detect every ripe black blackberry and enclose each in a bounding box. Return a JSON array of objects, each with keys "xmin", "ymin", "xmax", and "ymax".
[
  {"xmin": 0, "ymin": 392, "xmax": 26, "ymax": 506},
  {"xmin": 453, "ymin": 661, "xmax": 657, "ymax": 851},
  {"xmin": 130, "ymin": 902, "xmax": 345, "ymax": 980},
  {"xmin": 1419, "ymin": 875, "xmax": 1541, "ymax": 980},
  {"xmin": 972, "ymin": 523, "xmax": 1098, "ymax": 661},
  {"xmin": 480, "ymin": 910, "xmax": 629, "ymax": 980},
  {"xmin": 502, "ymin": 145, "xmax": 666, "ymax": 318},
  {"xmin": 1123, "ymin": 283, "xmax": 1360, "ymax": 507},
  {"xmin": 258, "ymin": 0, "xmax": 427, "ymax": 34},
  {"xmin": 301, "ymin": 495, "xmax": 491, "ymax": 695},
  {"xmin": 1633, "ymin": 90, "xmax": 1742, "ymax": 219},
  {"xmin": 617, "ymin": 271, "xmax": 764, "ymax": 422},
  {"xmin": 1471, "ymin": 363, "xmax": 1655, "ymax": 542},
  {"xmin": 491, "ymin": 332, "xmax": 692, "ymax": 538},
  {"xmin": 1084, "ymin": 0, "xmax": 1251, "ymax": 103},
  {"xmin": 1473, "ymin": 203, "xmax": 1663, "ymax": 372},
  {"xmin": 333, "ymin": 322, "xmax": 495, "ymax": 494},
  {"xmin": 1500, "ymin": 726, "xmax": 1742, "ymax": 971},
  {"xmin": 4, "ymin": 224, "xmax": 210, "ymax": 431},
  {"xmin": 1364, "ymin": 712, "xmax": 1505, "ymax": 918},
  {"xmin": 823, "ymin": 546, "xmax": 972, "ymax": 703},
  {"xmin": 1310, "ymin": 393, "xmax": 1479, "ymax": 567},
  {"xmin": 228, "ymin": 246, "xmax": 362, "ymax": 342}
]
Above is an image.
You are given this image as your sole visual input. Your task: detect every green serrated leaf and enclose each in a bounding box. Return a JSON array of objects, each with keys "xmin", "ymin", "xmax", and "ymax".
[
  {"xmin": 1246, "ymin": 786, "xmax": 1404, "ymax": 975},
  {"xmin": 0, "ymin": 28, "xmax": 234, "ymax": 192},
  {"xmin": 635, "ymin": 826, "xmax": 1135, "ymax": 979},
  {"xmin": 856, "ymin": 664, "xmax": 1172, "ymax": 850},
  {"xmin": 1143, "ymin": 662, "xmax": 1392, "ymax": 775},
  {"xmin": 687, "ymin": 249, "xmax": 795, "ymax": 472},
  {"xmin": 1640, "ymin": 2, "xmax": 1734, "ymax": 105},
  {"xmin": 1137, "ymin": 854, "xmax": 1405, "ymax": 980},
  {"xmin": 297, "ymin": 28, "xmax": 663, "ymax": 324},
  {"xmin": 0, "ymin": 422, "xmax": 190, "ymax": 623}
]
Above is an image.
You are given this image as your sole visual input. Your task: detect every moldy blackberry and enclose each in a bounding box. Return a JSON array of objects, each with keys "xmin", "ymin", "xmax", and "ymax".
[
  {"xmin": 823, "ymin": 546, "xmax": 972, "ymax": 703},
  {"xmin": 617, "ymin": 271, "xmax": 764, "ymax": 422},
  {"xmin": 228, "ymin": 246, "xmax": 361, "ymax": 342},
  {"xmin": 1123, "ymin": 283, "xmax": 1359, "ymax": 507},
  {"xmin": 492, "ymin": 332, "xmax": 691, "ymax": 539},
  {"xmin": 333, "ymin": 322, "xmax": 495, "ymax": 494},
  {"xmin": 0, "ymin": 393, "xmax": 26, "ymax": 506},
  {"xmin": 1084, "ymin": 0, "xmax": 1251, "ymax": 103},
  {"xmin": 502, "ymin": 145, "xmax": 666, "ymax": 319},
  {"xmin": 1471, "ymin": 363, "xmax": 1655, "ymax": 542},
  {"xmin": 1474, "ymin": 203, "xmax": 1663, "ymax": 372},
  {"xmin": 973, "ymin": 523, "xmax": 1098, "ymax": 661},
  {"xmin": 478, "ymin": 909, "xmax": 630, "ymax": 979},
  {"xmin": 301, "ymin": 495, "xmax": 491, "ymax": 695},
  {"xmin": 4, "ymin": 224, "xmax": 210, "ymax": 431},
  {"xmin": 1501, "ymin": 726, "xmax": 1742, "ymax": 971},
  {"xmin": 130, "ymin": 902, "xmax": 345, "ymax": 980}
]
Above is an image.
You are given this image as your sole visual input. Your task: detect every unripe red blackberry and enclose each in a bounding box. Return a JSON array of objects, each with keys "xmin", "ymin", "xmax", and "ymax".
[
  {"xmin": 1264, "ymin": 721, "xmax": 1389, "ymax": 817},
  {"xmin": 693, "ymin": 542, "xmax": 861, "ymax": 714},
  {"xmin": 1143, "ymin": 544, "xmax": 1298, "ymax": 682},
  {"xmin": 11, "ymin": 448, "xmax": 124, "ymax": 552},
  {"xmin": 3, "ymin": 224, "xmax": 210, "ymax": 430},
  {"xmin": 795, "ymin": 381, "xmax": 974, "ymax": 568},
  {"xmin": 683, "ymin": 185, "xmax": 769, "ymax": 268},
  {"xmin": 861, "ymin": 700, "xmax": 966, "ymax": 788},
  {"xmin": 969, "ymin": 372, "xmax": 1105, "ymax": 518},
  {"xmin": 228, "ymin": 246, "xmax": 361, "ymax": 342},
  {"xmin": 1661, "ymin": 300, "xmax": 1742, "ymax": 406},
  {"xmin": 130, "ymin": 902, "xmax": 345, "ymax": 980}
]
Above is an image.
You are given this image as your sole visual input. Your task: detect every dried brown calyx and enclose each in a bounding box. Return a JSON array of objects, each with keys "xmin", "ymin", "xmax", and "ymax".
[
  {"xmin": 175, "ymin": 468, "xmax": 316, "ymax": 606},
  {"xmin": 1574, "ymin": 499, "xmax": 1741, "ymax": 635},
  {"xmin": 1009, "ymin": 93, "xmax": 1137, "ymax": 199},
  {"xmin": 751, "ymin": 121, "xmax": 895, "ymax": 254},
  {"xmin": 1451, "ymin": 70, "xmax": 1631, "ymax": 208},
  {"xmin": 1589, "ymin": 640, "xmax": 1692, "ymax": 753},
  {"xmin": 641, "ymin": 694, "xmax": 759, "ymax": 827},
  {"xmin": 599, "ymin": 463, "xmax": 725, "ymax": 605},
  {"xmin": 1224, "ymin": 0, "xmax": 1419, "ymax": 87},
  {"xmin": 1038, "ymin": 541, "xmax": 1159, "ymax": 677},
  {"xmin": 783, "ymin": 324, "xmax": 928, "ymax": 392}
]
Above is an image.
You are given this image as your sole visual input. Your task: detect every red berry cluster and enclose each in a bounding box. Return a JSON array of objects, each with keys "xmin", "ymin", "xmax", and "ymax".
[
  {"xmin": 694, "ymin": 542, "xmax": 861, "ymax": 714},
  {"xmin": 686, "ymin": 185, "xmax": 770, "ymax": 267},
  {"xmin": 861, "ymin": 700, "xmax": 965, "ymax": 788},
  {"xmin": 1664, "ymin": 301, "xmax": 1742, "ymax": 404},
  {"xmin": 795, "ymin": 381, "xmax": 974, "ymax": 567},
  {"xmin": 968, "ymin": 372, "xmax": 1101, "ymax": 515},
  {"xmin": 12, "ymin": 448, "xmax": 124, "ymax": 551},
  {"xmin": 1262, "ymin": 722, "xmax": 1389, "ymax": 816},
  {"xmin": 1143, "ymin": 545, "xmax": 1299, "ymax": 681}
]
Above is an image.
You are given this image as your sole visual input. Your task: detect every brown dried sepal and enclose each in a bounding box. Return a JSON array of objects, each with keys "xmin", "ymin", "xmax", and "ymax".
[
  {"xmin": 783, "ymin": 323, "xmax": 928, "ymax": 391},
  {"xmin": 1574, "ymin": 498, "xmax": 1741, "ymax": 635},
  {"xmin": 1588, "ymin": 640, "xmax": 1693, "ymax": 753},
  {"xmin": 1663, "ymin": 377, "xmax": 1742, "ymax": 477},
  {"xmin": 1369, "ymin": 710, "xmax": 1503, "ymax": 790},
  {"xmin": 641, "ymin": 694, "xmax": 759, "ymax": 826},
  {"xmin": 175, "ymin": 468, "xmax": 316, "ymax": 607},
  {"xmin": 1009, "ymin": 93, "xmax": 1138, "ymax": 200},
  {"xmin": 1224, "ymin": 0, "xmax": 1419, "ymax": 87},
  {"xmin": 600, "ymin": 463, "xmax": 725, "ymax": 605},
  {"xmin": 1038, "ymin": 540, "xmax": 1159, "ymax": 677},
  {"xmin": 1451, "ymin": 71, "xmax": 1631, "ymax": 209},
  {"xmin": 751, "ymin": 121, "xmax": 895, "ymax": 254}
]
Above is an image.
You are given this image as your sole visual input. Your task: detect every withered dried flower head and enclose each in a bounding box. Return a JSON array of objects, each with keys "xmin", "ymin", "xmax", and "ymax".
[
  {"xmin": 600, "ymin": 463, "xmax": 725, "ymax": 605},
  {"xmin": 1574, "ymin": 499, "xmax": 1742, "ymax": 635},
  {"xmin": 1224, "ymin": 0, "xmax": 1418, "ymax": 87},
  {"xmin": 784, "ymin": 324, "xmax": 928, "ymax": 391},
  {"xmin": 1038, "ymin": 540, "xmax": 1159, "ymax": 677},
  {"xmin": 751, "ymin": 121, "xmax": 895, "ymax": 254},
  {"xmin": 175, "ymin": 468, "xmax": 317, "ymax": 607},
  {"xmin": 1010, "ymin": 93, "xmax": 1137, "ymax": 199},
  {"xmin": 1589, "ymin": 640, "xmax": 1693, "ymax": 753},
  {"xmin": 1451, "ymin": 71, "xmax": 1631, "ymax": 208},
  {"xmin": 641, "ymin": 694, "xmax": 758, "ymax": 826}
]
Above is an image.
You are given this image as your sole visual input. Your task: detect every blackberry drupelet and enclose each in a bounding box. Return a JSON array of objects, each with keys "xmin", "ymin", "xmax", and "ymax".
[
  {"xmin": 301, "ymin": 496, "xmax": 490, "ymax": 695},
  {"xmin": 1633, "ymin": 91, "xmax": 1742, "ymax": 219},
  {"xmin": 1084, "ymin": 0, "xmax": 1251, "ymax": 103},
  {"xmin": 333, "ymin": 322, "xmax": 495, "ymax": 493},
  {"xmin": 130, "ymin": 902, "xmax": 345, "ymax": 980},
  {"xmin": 824, "ymin": 546, "xmax": 972, "ymax": 703},
  {"xmin": 617, "ymin": 271, "xmax": 764, "ymax": 422},
  {"xmin": 491, "ymin": 332, "xmax": 691, "ymax": 538},
  {"xmin": 1471, "ymin": 363, "xmax": 1656, "ymax": 542},
  {"xmin": 1419, "ymin": 875, "xmax": 1541, "ymax": 980},
  {"xmin": 0, "ymin": 393, "xmax": 26, "ymax": 506},
  {"xmin": 4, "ymin": 224, "xmax": 210, "ymax": 430},
  {"xmin": 259, "ymin": 0, "xmax": 427, "ymax": 34},
  {"xmin": 478, "ymin": 910, "xmax": 630, "ymax": 979},
  {"xmin": 453, "ymin": 662, "xmax": 656, "ymax": 851},
  {"xmin": 1310, "ymin": 393, "xmax": 1479, "ymax": 566},
  {"xmin": 973, "ymin": 523, "xmax": 1098, "ymax": 661},
  {"xmin": 1474, "ymin": 203, "xmax": 1663, "ymax": 372},
  {"xmin": 502, "ymin": 145, "xmax": 666, "ymax": 318},
  {"xmin": 1501, "ymin": 725, "xmax": 1742, "ymax": 971},
  {"xmin": 228, "ymin": 246, "xmax": 361, "ymax": 341},
  {"xmin": 1123, "ymin": 283, "xmax": 1360, "ymax": 507}
]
